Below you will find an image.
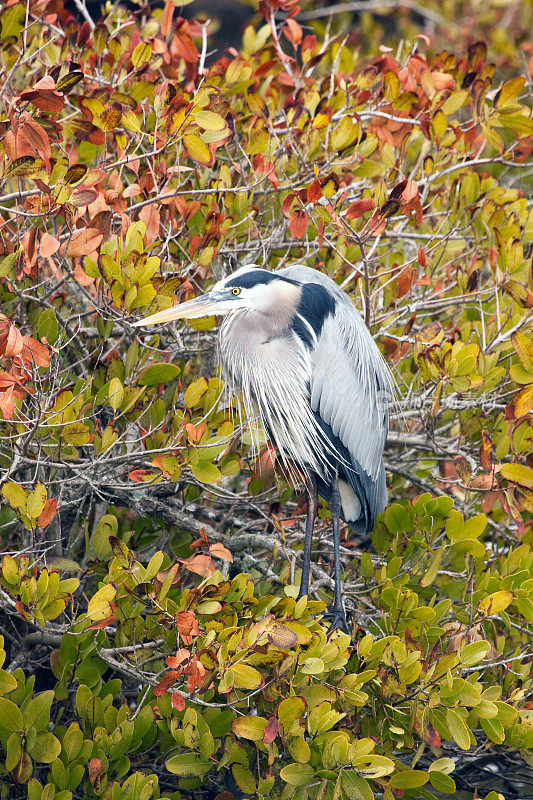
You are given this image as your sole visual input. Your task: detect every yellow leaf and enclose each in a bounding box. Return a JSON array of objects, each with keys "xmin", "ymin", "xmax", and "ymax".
[
  {"xmin": 183, "ymin": 134, "xmax": 212, "ymax": 166},
  {"xmin": 500, "ymin": 462, "xmax": 533, "ymax": 489},
  {"xmin": 87, "ymin": 584, "xmax": 116, "ymax": 621},
  {"xmin": 478, "ymin": 590, "xmax": 513, "ymax": 616},
  {"xmin": 232, "ymin": 715, "xmax": 267, "ymax": 741},
  {"xmin": 26, "ymin": 482, "xmax": 47, "ymax": 520},
  {"xmin": 194, "ymin": 110, "xmax": 226, "ymax": 131}
]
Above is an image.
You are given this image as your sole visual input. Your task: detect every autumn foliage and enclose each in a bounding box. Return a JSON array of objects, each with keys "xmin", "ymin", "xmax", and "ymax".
[{"xmin": 0, "ymin": 0, "xmax": 532, "ymax": 798}]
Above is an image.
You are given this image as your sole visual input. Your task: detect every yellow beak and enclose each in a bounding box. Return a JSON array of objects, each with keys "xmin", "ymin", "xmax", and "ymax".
[{"xmin": 132, "ymin": 293, "xmax": 222, "ymax": 327}]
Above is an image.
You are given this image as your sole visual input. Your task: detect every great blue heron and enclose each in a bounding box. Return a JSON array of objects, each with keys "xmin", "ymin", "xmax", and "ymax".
[{"xmin": 134, "ymin": 265, "xmax": 392, "ymax": 633}]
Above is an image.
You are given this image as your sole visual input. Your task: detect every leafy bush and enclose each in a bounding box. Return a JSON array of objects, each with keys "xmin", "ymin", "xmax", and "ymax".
[{"xmin": 0, "ymin": 0, "xmax": 532, "ymax": 798}]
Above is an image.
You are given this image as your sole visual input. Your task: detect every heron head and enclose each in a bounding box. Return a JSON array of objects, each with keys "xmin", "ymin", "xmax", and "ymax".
[{"xmin": 132, "ymin": 266, "xmax": 299, "ymax": 327}]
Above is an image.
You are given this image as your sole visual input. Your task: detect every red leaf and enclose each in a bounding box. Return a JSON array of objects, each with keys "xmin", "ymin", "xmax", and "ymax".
[
  {"xmin": 290, "ymin": 209, "xmax": 307, "ymax": 239},
  {"xmin": 282, "ymin": 193, "xmax": 295, "ymax": 218},
  {"xmin": 344, "ymin": 198, "xmax": 375, "ymax": 219},
  {"xmin": 71, "ymin": 188, "xmax": 98, "ymax": 207},
  {"xmin": 129, "ymin": 469, "xmax": 151, "ymax": 482},
  {"xmin": 417, "ymin": 247, "xmax": 427, "ymax": 268},
  {"xmin": 171, "ymin": 691, "xmax": 186, "ymax": 711},
  {"xmin": 307, "ymin": 179, "xmax": 322, "ymax": 203},
  {"xmin": 263, "ymin": 717, "xmax": 279, "ymax": 744},
  {"xmin": 88, "ymin": 758, "xmax": 104, "ymax": 785},
  {"xmin": 153, "ymin": 670, "xmax": 180, "ymax": 696},
  {"xmin": 87, "ymin": 616, "xmax": 117, "ymax": 629},
  {"xmin": 19, "ymin": 89, "xmax": 64, "ymax": 113}
]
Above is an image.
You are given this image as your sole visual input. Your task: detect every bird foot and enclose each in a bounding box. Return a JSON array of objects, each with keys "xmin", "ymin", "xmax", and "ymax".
[{"xmin": 322, "ymin": 605, "xmax": 352, "ymax": 638}]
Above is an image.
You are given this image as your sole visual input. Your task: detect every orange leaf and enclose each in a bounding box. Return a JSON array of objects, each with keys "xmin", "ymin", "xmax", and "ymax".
[
  {"xmin": 175, "ymin": 611, "xmax": 200, "ymax": 639},
  {"xmin": 181, "ymin": 553, "xmax": 215, "ymax": 577},
  {"xmin": 209, "ymin": 542, "xmax": 233, "ymax": 563},
  {"xmin": 166, "ymin": 648, "xmax": 190, "ymax": 668},
  {"xmin": 153, "ymin": 670, "xmax": 180, "ymax": 696},
  {"xmin": 2, "ymin": 324, "xmax": 23, "ymax": 358},
  {"xmin": 64, "ymin": 228, "xmax": 103, "ymax": 258},
  {"xmin": 21, "ymin": 337, "xmax": 50, "ymax": 369},
  {"xmin": 38, "ymin": 498, "xmax": 57, "ymax": 528},
  {"xmin": 479, "ymin": 430, "xmax": 495, "ymax": 473},
  {"xmin": 284, "ymin": 18, "xmax": 302, "ymax": 47},
  {"xmin": 402, "ymin": 179, "xmax": 418, "ymax": 202},
  {"xmin": 40, "ymin": 233, "xmax": 60, "ymax": 258}
]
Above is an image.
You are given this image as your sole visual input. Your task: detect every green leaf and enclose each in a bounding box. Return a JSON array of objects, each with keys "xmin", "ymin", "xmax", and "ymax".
[
  {"xmin": 480, "ymin": 717, "xmax": 505, "ymax": 744},
  {"xmin": 460, "ymin": 641, "xmax": 492, "ymax": 666},
  {"xmin": 190, "ymin": 461, "xmax": 221, "ymax": 484},
  {"xmin": 231, "ymin": 763, "xmax": 256, "ymax": 794},
  {"xmin": 342, "ymin": 771, "xmax": 374, "ymax": 800},
  {"xmin": 107, "ymin": 377, "xmax": 123, "ymax": 412},
  {"xmin": 139, "ymin": 363, "xmax": 181, "ymax": 387},
  {"xmin": 389, "ymin": 769, "xmax": 429, "ymax": 789},
  {"xmin": 194, "ymin": 110, "xmax": 226, "ymax": 131},
  {"xmin": 24, "ymin": 690, "xmax": 53, "ymax": 730},
  {"xmin": 26, "ymin": 482, "xmax": 47, "ymax": 520},
  {"xmin": 278, "ymin": 696, "xmax": 305, "ymax": 729},
  {"xmin": 0, "ymin": 670, "xmax": 18, "ymax": 694},
  {"xmin": 165, "ymin": 753, "xmax": 212, "ymax": 777},
  {"xmin": 86, "ymin": 584, "xmax": 116, "ymax": 621},
  {"xmin": 279, "ymin": 762, "xmax": 315, "ymax": 786},
  {"xmin": 184, "ymin": 377, "xmax": 208, "ymax": 408},
  {"xmin": 446, "ymin": 708, "xmax": 472, "ymax": 750},
  {"xmin": 63, "ymin": 422, "xmax": 92, "ymax": 446},
  {"xmin": 429, "ymin": 771, "xmax": 456, "ymax": 793},
  {"xmin": 92, "ymin": 514, "xmax": 117, "ymax": 559},
  {"xmin": 28, "ymin": 731, "xmax": 61, "ymax": 763},
  {"xmin": 0, "ymin": 697, "xmax": 24, "ymax": 731}
]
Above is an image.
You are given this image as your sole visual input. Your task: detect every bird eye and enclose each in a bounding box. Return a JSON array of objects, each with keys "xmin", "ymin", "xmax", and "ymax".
[{"xmin": 232, "ymin": 287, "xmax": 241, "ymax": 295}]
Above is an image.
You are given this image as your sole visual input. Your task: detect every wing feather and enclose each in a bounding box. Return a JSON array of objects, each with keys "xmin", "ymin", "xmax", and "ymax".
[{"xmin": 278, "ymin": 265, "xmax": 393, "ymax": 529}]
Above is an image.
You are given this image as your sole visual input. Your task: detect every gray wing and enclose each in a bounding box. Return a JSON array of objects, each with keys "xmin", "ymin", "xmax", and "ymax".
[{"xmin": 278, "ymin": 265, "xmax": 392, "ymax": 522}]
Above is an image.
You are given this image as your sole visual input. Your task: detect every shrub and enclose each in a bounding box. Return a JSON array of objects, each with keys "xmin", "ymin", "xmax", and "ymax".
[{"xmin": 0, "ymin": 0, "xmax": 532, "ymax": 798}]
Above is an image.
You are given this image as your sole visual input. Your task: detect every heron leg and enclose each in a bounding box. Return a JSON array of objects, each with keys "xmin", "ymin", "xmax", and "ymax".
[
  {"xmin": 324, "ymin": 475, "xmax": 351, "ymax": 637},
  {"xmin": 296, "ymin": 473, "xmax": 318, "ymax": 600}
]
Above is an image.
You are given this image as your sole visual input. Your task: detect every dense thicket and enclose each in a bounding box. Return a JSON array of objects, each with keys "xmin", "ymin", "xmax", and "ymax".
[{"xmin": 0, "ymin": 0, "xmax": 532, "ymax": 799}]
